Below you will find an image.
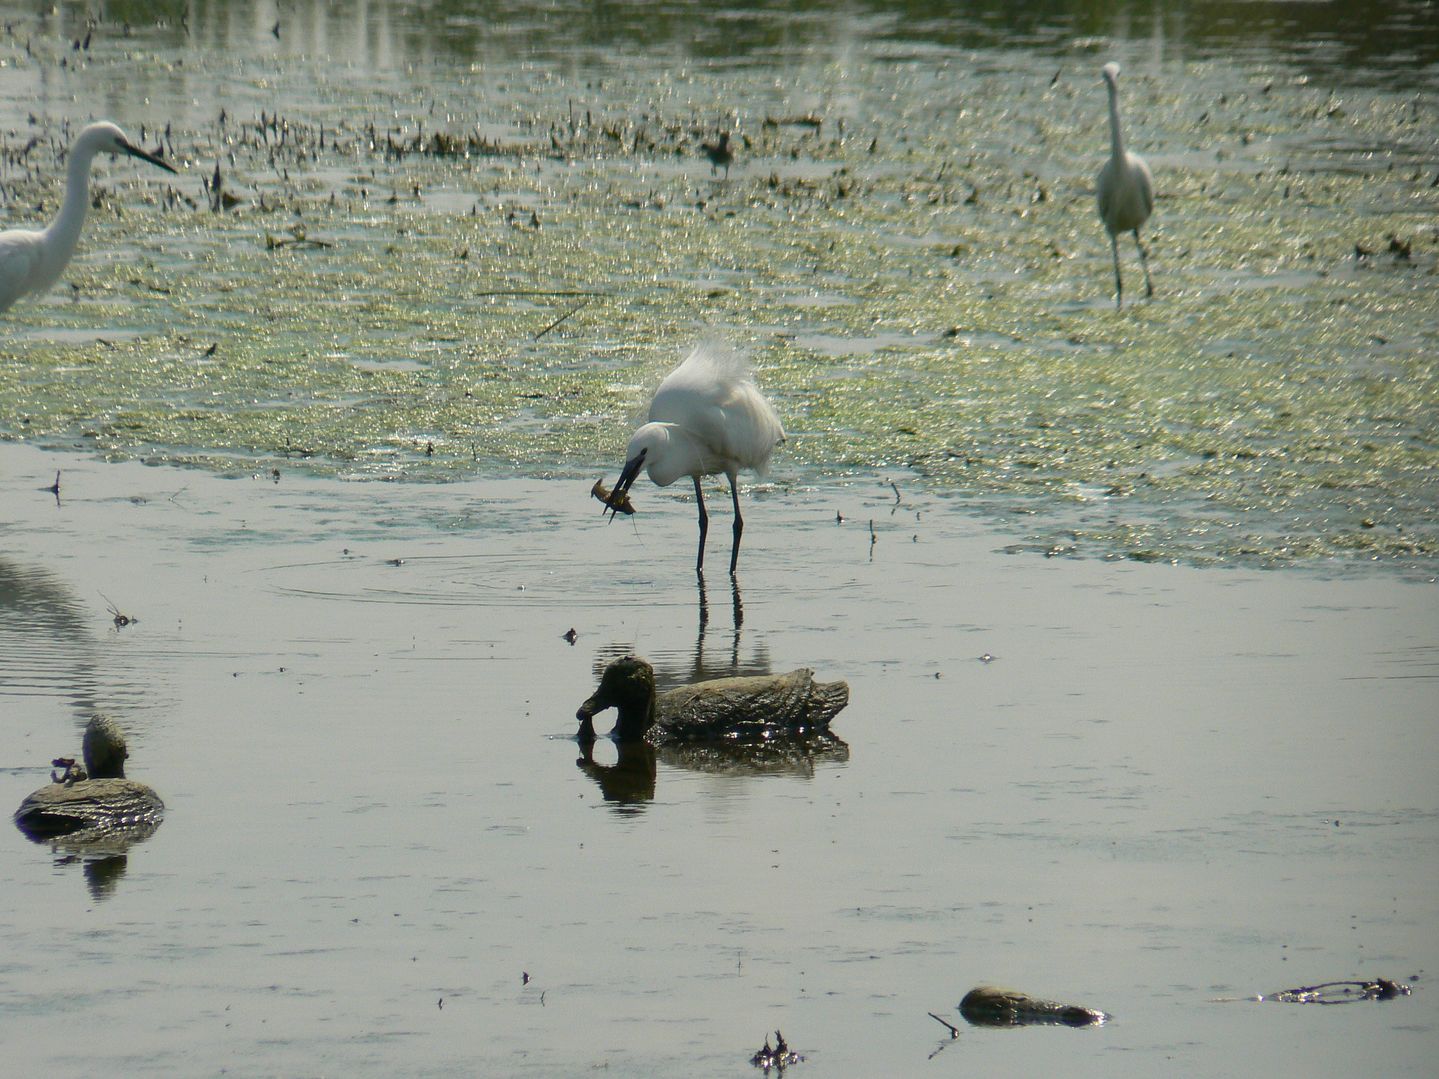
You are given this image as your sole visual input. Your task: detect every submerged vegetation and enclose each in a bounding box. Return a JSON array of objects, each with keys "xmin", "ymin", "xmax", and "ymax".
[{"xmin": 0, "ymin": 5, "xmax": 1435, "ymax": 570}]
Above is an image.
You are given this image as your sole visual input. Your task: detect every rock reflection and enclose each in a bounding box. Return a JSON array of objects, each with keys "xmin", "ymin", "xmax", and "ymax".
[
  {"xmin": 41, "ymin": 823, "xmax": 163, "ymax": 903},
  {"xmin": 576, "ymin": 738, "xmax": 657, "ymax": 809},
  {"xmin": 575, "ymin": 726, "xmax": 848, "ymax": 813}
]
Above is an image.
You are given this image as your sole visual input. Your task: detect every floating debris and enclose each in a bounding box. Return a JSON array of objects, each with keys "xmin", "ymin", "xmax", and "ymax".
[
  {"xmin": 1260, "ymin": 978, "xmax": 1411, "ymax": 1004},
  {"xmin": 750, "ymin": 1030, "xmax": 802, "ymax": 1072},
  {"xmin": 100, "ymin": 592, "xmax": 137, "ymax": 629}
]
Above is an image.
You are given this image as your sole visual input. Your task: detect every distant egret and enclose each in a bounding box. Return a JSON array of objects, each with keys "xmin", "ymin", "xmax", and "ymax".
[
  {"xmin": 1095, "ymin": 62, "xmax": 1154, "ymax": 308},
  {"xmin": 701, "ymin": 132, "xmax": 733, "ymax": 178},
  {"xmin": 601, "ymin": 342, "xmax": 786, "ymax": 576},
  {"xmin": 0, "ymin": 122, "xmax": 177, "ymax": 314}
]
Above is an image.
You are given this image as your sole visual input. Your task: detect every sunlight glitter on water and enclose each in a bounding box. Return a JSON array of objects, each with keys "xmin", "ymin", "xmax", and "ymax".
[{"xmin": 3, "ymin": 2, "xmax": 1434, "ymax": 571}]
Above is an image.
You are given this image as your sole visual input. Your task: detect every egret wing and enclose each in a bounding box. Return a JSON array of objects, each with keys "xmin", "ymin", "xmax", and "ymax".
[
  {"xmin": 1136, "ymin": 155, "xmax": 1155, "ymax": 218},
  {"xmin": 0, "ymin": 231, "xmax": 45, "ymax": 313},
  {"xmin": 648, "ymin": 343, "xmax": 785, "ymax": 474}
]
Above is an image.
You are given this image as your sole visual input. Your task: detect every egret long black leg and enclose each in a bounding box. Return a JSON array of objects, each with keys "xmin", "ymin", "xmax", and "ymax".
[
  {"xmin": 693, "ymin": 475, "xmax": 709, "ymax": 574},
  {"xmin": 1133, "ymin": 230, "xmax": 1153, "ymax": 298},
  {"xmin": 728, "ymin": 473, "xmax": 744, "ymax": 576},
  {"xmin": 1110, "ymin": 233, "xmax": 1124, "ymax": 310}
]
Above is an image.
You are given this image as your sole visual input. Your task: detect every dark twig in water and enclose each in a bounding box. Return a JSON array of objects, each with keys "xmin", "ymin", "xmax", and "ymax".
[
  {"xmin": 470, "ymin": 289, "xmax": 606, "ymax": 298},
  {"xmin": 926, "ymin": 1011, "xmax": 960, "ymax": 1059},
  {"xmin": 534, "ymin": 298, "xmax": 591, "ymax": 340},
  {"xmin": 1261, "ymin": 978, "xmax": 1411, "ymax": 1004},
  {"xmin": 42, "ymin": 470, "xmax": 61, "ymax": 504},
  {"xmin": 265, "ymin": 230, "xmax": 333, "ymax": 250},
  {"xmin": 927, "ymin": 1011, "xmax": 960, "ymax": 1037}
]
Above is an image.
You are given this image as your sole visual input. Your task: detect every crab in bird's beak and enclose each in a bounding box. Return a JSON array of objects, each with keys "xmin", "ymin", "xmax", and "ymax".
[{"xmin": 602, "ymin": 447, "xmax": 647, "ymax": 521}]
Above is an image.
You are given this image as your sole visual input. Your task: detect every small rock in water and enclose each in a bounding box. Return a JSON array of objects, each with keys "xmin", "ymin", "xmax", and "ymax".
[{"xmin": 958, "ymin": 985, "xmax": 1108, "ymax": 1027}]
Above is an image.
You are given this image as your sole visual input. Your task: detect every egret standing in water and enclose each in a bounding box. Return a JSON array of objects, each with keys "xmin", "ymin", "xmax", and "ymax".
[
  {"xmin": 1095, "ymin": 62, "xmax": 1154, "ymax": 309},
  {"xmin": 601, "ymin": 342, "xmax": 786, "ymax": 576},
  {"xmin": 0, "ymin": 122, "xmax": 177, "ymax": 315}
]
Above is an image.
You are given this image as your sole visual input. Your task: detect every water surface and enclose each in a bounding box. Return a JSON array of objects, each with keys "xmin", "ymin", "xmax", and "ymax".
[
  {"xmin": 0, "ymin": 442, "xmax": 1434, "ymax": 1076},
  {"xmin": 1, "ymin": 4, "xmax": 1437, "ymax": 1076}
]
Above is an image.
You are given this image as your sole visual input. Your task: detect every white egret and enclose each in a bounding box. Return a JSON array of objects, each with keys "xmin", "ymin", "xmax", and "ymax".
[
  {"xmin": 0, "ymin": 122, "xmax": 177, "ymax": 315},
  {"xmin": 1095, "ymin": 62, "xmax": 1154, "ymax": 309},
  {"xmin": 602, "ymin": 342, "xmax": 786, "ymax": 576}
]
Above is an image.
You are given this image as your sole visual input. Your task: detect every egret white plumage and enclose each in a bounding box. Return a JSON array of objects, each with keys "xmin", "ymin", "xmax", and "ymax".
[
  {"xmin": 1095, "ymin": 62, "xmax": 1154, "ymax": 309},
  {"xmin": 602, "ymin": 342, "xmax": 786, "ymax": 576},
  {"xmin": 0, "ymin": 122, "xmax": 177, "ymax": 315}
]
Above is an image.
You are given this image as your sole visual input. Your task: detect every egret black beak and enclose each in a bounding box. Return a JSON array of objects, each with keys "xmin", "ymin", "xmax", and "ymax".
[
  {"xmin": 120, "ymin": 138, "xmax": 178, "ymax": 175},
  {"xmin": 606, "ymin": 449, "xmax": 646, "ymax": 522}
]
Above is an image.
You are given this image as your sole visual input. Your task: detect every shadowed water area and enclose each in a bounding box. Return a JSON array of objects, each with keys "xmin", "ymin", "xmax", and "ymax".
[{"xmin": 1, "ymin": 2, "xmax": 1437, "ymax": 1077}]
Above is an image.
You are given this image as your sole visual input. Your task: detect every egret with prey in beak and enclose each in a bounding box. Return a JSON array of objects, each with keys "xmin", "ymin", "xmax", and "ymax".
[{"xmin": 601, "ymin": 342, "xmax": 785, "ymax": 576}]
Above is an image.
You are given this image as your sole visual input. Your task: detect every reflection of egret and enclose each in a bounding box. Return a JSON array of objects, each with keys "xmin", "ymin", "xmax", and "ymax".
[
  {"xmin": 602, "ymin": 342, "xmax": 785, "ymax": 575},
  {"xmin": 0, "ymin": 557, "xmax": 102, "ymax": 717},
  {"xmin": 0, "ymin": 122, "xmax": 177, "ymax": 314},
  {"xmin": 696, "ymin": 569, "xmax": 744, "ymax": 675},
  {"xmin": 1095, "ymin": 63, "xmax": 1154, "ymax": 309}
]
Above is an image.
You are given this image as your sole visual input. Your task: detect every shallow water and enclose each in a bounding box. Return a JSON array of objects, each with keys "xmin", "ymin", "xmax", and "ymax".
[
  {"xmin": 1, "ymin": 3, "xmax": 1438, "ymax": 1075},
  {"xmin": 0, "ymin": 0, "xmax": 1436, "ymax": 569},
  {"xmin": 2, "ymin": 443, "xmax": 1436, "ymax": 1077}
]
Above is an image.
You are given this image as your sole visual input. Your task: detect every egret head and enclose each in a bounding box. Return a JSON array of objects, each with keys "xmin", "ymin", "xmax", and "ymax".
[
  {"xmin": 80, "ymin": 121, "xmax": 178, "ymax": 175},
  {"xmin": 605, "ymin": 423, "xmax": 667, "ymax": 517},
  {"xmin": 1101, "ymin": 61, "xmax": 1120, "ymax": 86}
]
